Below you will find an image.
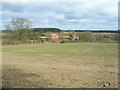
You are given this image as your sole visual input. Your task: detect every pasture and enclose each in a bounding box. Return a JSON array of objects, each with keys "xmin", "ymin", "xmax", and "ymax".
[{"xmin": 2, "ymin": 43, "xmax": 118, "ymax": 88}]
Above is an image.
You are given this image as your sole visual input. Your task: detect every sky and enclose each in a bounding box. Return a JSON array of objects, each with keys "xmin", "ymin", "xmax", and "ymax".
[{"xmin": 1, "ymin": 0, "xmax": 119, "ymax": 30}]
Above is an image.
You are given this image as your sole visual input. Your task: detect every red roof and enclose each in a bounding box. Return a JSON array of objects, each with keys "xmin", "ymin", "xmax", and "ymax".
[
  {"xmin": 59, "ymin": 36, "xmax": 69, "ymax": 38},
  {"xmin": 49, "ymin": 34, "xmax": 59, "ymax": 37},
  {"xmin": 62, "ymin": 36, "xmax": 69, "ymax": 38}
]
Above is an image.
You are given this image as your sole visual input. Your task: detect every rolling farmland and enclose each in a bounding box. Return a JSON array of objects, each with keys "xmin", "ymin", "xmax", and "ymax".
[{"xmin": 2, "ymin": 43, "xmax": 118, "ymax": 88}]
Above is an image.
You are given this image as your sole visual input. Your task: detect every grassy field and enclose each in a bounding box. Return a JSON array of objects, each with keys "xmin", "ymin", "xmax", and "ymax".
[{"xmin": 2, "ymin": 43, "xmax": 118, "ymax": 88}]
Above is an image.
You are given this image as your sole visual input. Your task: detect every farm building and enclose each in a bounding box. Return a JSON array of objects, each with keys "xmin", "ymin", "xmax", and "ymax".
[
  {"xmin": 38, "ymin": 36, "xmax": 47, "ymax": 39},
  {"xmin": 59, "ymin": 36, "xmax": 69, "ymax": 39},
  {"xmin": 49, "ymin": 34, "xmax": 59, "ymax": 39}
]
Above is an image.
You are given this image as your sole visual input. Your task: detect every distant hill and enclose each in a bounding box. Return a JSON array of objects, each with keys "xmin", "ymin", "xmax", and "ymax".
[
  {"xmin": 74, "ymin": 30, "xmax": 118, "ymax": 33},
  {"xmin": 32, "ymin": 28, "xmax": 61, "ymax": 33},
  {"xmin": 2, "ymin": 28, "xmax": 119, "ymax": 33}
]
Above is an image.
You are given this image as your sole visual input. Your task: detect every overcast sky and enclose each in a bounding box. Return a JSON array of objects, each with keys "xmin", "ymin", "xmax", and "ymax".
[{"xmin": 1, "ymin": 0, "xmax": 118, "ymax": 30}]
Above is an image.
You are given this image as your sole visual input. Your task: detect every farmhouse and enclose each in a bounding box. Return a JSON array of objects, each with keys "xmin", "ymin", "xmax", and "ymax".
[
  {"xmin": 38, "ymin": 36, "xmax": 47, "ymax": 39},
  {"xmin": 59, "ymin": 36, "xmax": 69, "ymax": 39},
  {"xmin": 49, "ymin": 34, "xmax": 59, "ymax": 39}
]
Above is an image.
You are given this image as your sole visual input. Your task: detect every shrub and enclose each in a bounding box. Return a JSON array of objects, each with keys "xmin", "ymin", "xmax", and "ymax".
[
  {"xmin": 78, "ymin": 32, "xmax": 96, "ymax": 42},
  {"xmin": 67, "ymin": 37, "xmax": 73, "ymax": 40}
]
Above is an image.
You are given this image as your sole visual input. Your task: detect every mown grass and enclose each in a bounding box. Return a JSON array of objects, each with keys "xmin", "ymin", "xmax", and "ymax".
[{"xmin": 2, "ymin": 43, "xmax": 118, "ymax": 88}]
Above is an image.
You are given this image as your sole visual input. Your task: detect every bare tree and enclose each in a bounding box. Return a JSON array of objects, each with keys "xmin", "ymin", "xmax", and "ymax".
[{"xmin": 5, "ymin": 17, "xmax": 32, "ymax": 42}]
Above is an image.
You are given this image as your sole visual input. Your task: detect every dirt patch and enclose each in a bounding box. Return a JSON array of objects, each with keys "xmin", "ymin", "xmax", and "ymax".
[
  {"xmin": 2, "ymin": 65, "xmax": 51, "ymax": 88},
  {"xmin": 97, "ymin": 81, "xmax": 111, "ymax": 87}
]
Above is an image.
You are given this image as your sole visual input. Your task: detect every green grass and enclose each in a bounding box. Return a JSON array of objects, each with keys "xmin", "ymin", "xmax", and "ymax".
[
  {"xmin": 2, "ymin": 43, "xmax": 118, "ymax": 58},
  {"xmin": 2, "ymin": 43, "xmax": 118, "ymax": 88}
]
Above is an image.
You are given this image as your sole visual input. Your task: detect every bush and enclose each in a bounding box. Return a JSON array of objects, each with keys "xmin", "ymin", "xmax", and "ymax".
[
  {"xmin": 2, "ymin": 39, "xmax": 21, "ymax": 45},
  {"xmin": 78, "ymin": 32, "xmax": 96, "ymax": 42},
  {"xmin": 66, "ymin": 37, "xmax": 73, "ymax": 40}
]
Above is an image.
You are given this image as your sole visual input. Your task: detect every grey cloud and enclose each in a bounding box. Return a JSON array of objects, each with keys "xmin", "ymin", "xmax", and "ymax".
[
  {"xmin": 1, "ymin": 1, "xmax": 117, "ymax": 30},
  {"xmin": 2, "ymin": 2, "xmax": 26, "ymax": 12}
]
